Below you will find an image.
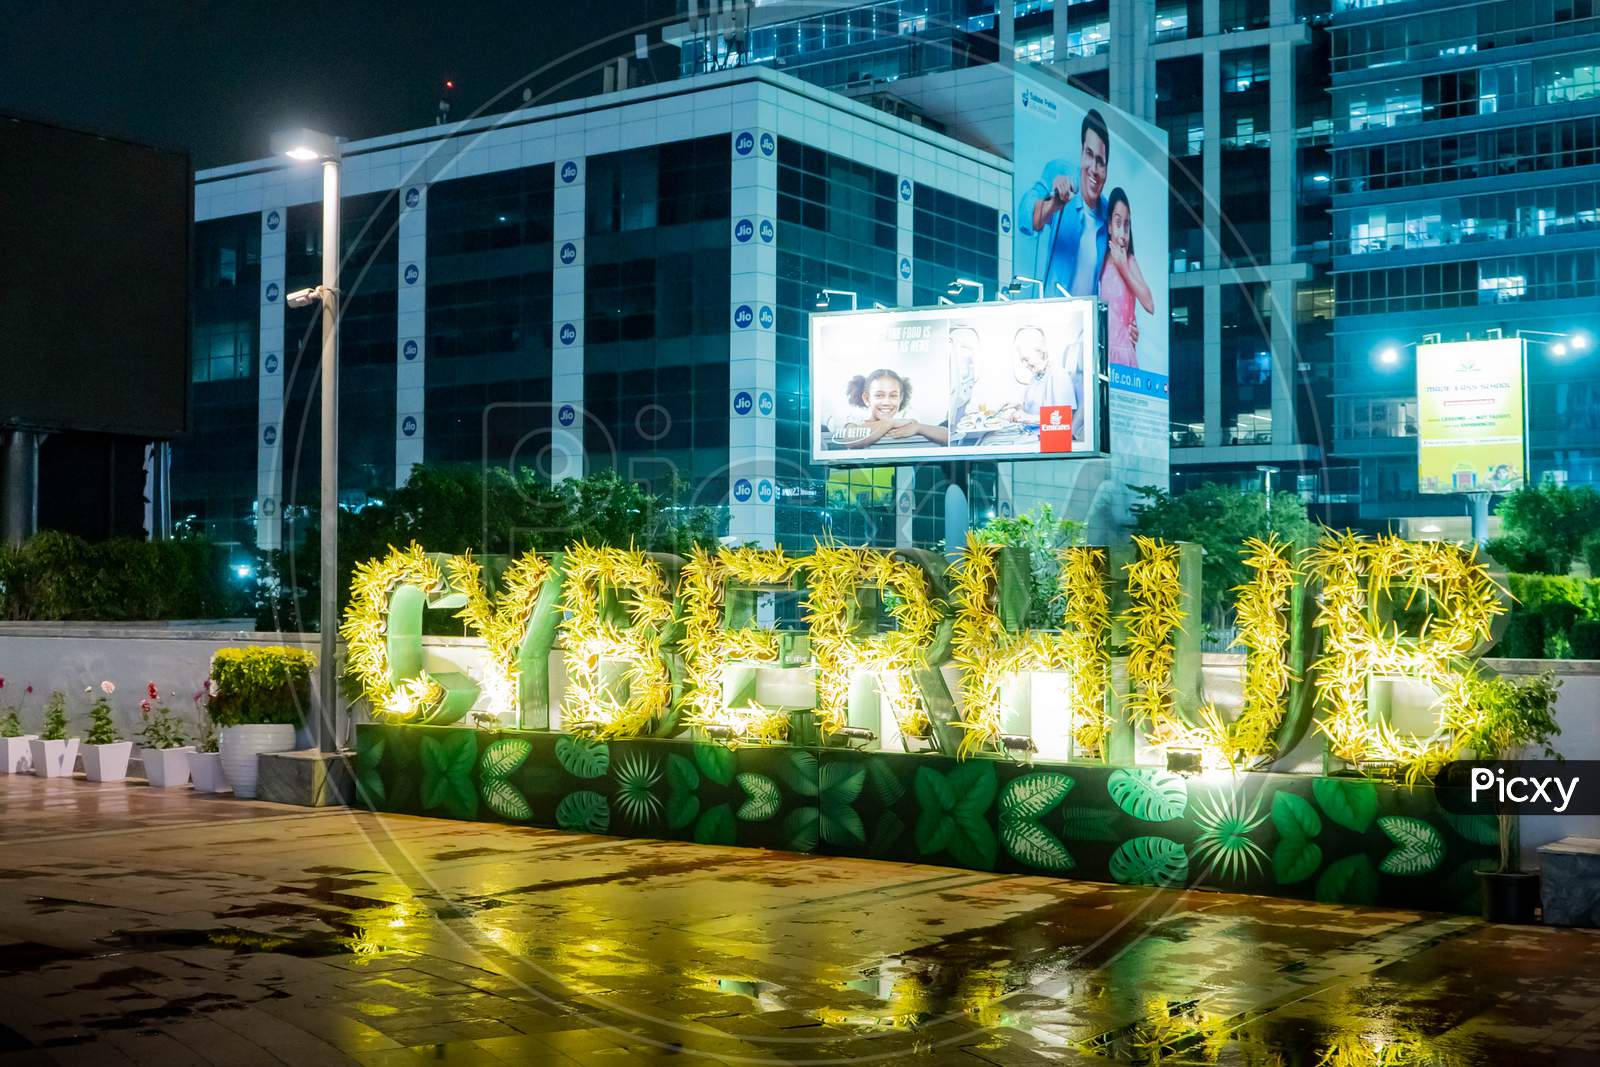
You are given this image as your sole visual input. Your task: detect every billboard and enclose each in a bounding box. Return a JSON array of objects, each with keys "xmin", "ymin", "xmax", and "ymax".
[
  {"xmin": 1013, "ymin": 77, "xmax": 1169, "ymax": 464},
  {"xmin": 809, "ymin": 298, "xmax": 1100, "ymax": 464},
  {"xmin": 1416, "ymin": 338, "xmax": 1526, "ymax": 494},
  {"xmin": 0, "ymin": 115, "xmax": 191, "ymax": 437}
]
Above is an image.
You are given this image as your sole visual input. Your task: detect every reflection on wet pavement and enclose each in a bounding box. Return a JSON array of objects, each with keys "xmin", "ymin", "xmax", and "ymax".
[{"xmin": 1, "ymin": 774, "xmax": 1598, "ymax": 1065}]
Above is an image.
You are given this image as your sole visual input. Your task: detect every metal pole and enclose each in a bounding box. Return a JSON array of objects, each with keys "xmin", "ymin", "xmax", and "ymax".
[
  {"xmin": 318, "ymin": 157, "xmax": 341, "ymax": 754},
  {"xmin": 1, "ymin": 430, "xmax": 40, "ymax": 547},
  {"xmin": 1468, "ymin": 491, "xmax": 1491, "ymax": 548}
]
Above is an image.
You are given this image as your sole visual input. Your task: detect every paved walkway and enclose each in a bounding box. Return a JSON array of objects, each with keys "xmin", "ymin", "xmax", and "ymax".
[{"xmin": 1, "ymin": 773, "xmax": 1598, "ymax": 1065}]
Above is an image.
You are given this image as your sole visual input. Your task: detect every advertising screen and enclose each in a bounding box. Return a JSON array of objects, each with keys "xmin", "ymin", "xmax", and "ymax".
[
  {"xmin": 1012, "ymin": 76, "xmax": 1169, "ymax": 464},
  {"xmin": 809, "ymin": 298, "xmax": 1099, "ymax": 465},
  {"xmin": 1416, "ymin": 338, "xmax": 1526, "ymax": 494}
]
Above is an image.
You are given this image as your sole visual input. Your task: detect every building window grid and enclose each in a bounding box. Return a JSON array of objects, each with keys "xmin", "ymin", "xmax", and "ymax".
[
  {"xmin": 1332, "ymin": 2, "xmax": 1600, "ymax": 75},
  {"xmin": 1334, "ymin": 115, "xmax": 1600, "ymax": 193},
  {"xmin": 1336, "ymin": 179, "xmax": 1600, "ymax": 255},
  {"xmin": 1337, "ymin": 53, "xmax": 1600, "ymax": 132},
  {"xmin": 1335, "ymin": 249, "xmax": 1600, "ymax": 315}
]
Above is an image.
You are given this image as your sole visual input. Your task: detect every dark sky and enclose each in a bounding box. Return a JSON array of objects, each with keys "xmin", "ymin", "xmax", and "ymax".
[{"xmin": 0, "ymin": 1, "xmax": 674, "ymax": 168}]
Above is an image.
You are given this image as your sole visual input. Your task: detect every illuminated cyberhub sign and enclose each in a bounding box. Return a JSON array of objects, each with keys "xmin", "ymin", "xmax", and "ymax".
[{"xmin": 809, "ymin": 298, "xmax": 1102, "ymax": 465}]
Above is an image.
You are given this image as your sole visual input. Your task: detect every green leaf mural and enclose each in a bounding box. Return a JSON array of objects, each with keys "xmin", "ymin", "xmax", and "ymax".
[
  {"xmin": 1109, "ymin": 836, "xmax": 1188, "ymax": 887},
  {"xmin": 735, "ymin": 772, "xmax": 781, "ymax": 822},
  {"xmin": 693, "ymin": 743, "xmax": 735, "ymax": 787},
  {"xmin": 866, "ymin": 759, "xmax": 905, "ymax": 806},
  {"xmin": 666, "ymin": 753, "xmax": 699, "ymax": 794},
  {"xmin": 1377, "ymin": 816, "xmax": 1444, "ymax": 876},
  {"xmin": 1315, "ymin": 854, "xmax": 1379, "ymax": 905},
  {"xmin": 555, "ymin": 790, "xmax": 610, "ymax": 833},
  {"xmin": 819, "ymin": 760, "xmax": 868, "ymax": 846},
  {"xmin": 1059, "ymin": 806, "xmax": 1119, "ymax": 842},
  {"xmin": 479, "ymin": 737, "xmax": 532, "ymax": 778},
  {"xmin": 1107, "ymin": 768, "xmax": 1188, "ymax": 822},
  {"xmin": 554, "ymin": 736, "xmax": 610, "ymax": 779},
  {"xmin": 1272, "ymin": 838, "xmax": 1322, "ymax": 884},
  {"xmin": 1190, "ymin": 791, "xmax": 1269, "ymax": 883},
  {"xmin": 870, "ymin": 811, "xmax": 905, "ymax": 854},
  {"xmin": 1312, "ymin": 778, "xmax": 1377, "ymax": 833},
  {"xmin": 420, "ymin": 730, "xmax": 478, "ymax": 820},
  {"xmin": 482, "ymin": 778, "xmax": 533, "ymax": 821},
  {"xmin": 782, "ymin": 750, "xmax": 820, "ymax": 797},
  {"xmin": 783, "ymin": 807, "xmax": 820, "ymax": 853},
  {"xmin": 1442, "ymin": 809, "xmax": 1499, "ymax": 846},
  {"xmin": 912, "ymin": 762, "xmax": 998, "ymax": 870},
  {"xmin": 693, "ymin": 803, "xmax": 737, "ymax": 846},
  {"xmin": 354, "ymin": 732, "xmax": 385, "ymax": 807},
  {"xmin": 1000, "ymin": 773, "xmax": 1074, "ymax": 821},
  {"xmin": 1271, "ymin": 792, "xmax": 1322, "ymax": 840},
  {"xmin": 613, "ymin": 750, "xmax": 663, "ymax": 827},
  {"xmin": 1002, "ymin": 819, "xmax": 1075, "ymax": 871},
  {"xmin": 666, "ymin": 791, "xmax": 700, "ymax": 831}
]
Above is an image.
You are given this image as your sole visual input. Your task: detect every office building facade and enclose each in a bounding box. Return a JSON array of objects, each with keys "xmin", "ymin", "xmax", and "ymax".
[{"xmin": 1328, "ymin": 0, "xmax": 1600, "ymax": 528}]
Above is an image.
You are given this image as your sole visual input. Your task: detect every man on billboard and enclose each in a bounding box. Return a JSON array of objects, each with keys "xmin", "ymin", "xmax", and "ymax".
[{"xmin": 1018, "ymin": 109, "xmax": 1110, "ymax": 298}]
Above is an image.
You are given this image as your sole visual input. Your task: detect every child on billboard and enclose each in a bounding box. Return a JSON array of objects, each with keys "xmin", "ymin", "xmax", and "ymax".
[
  {"xmin": 1100, "ymin": 187, "xmax": 1154, "ymax": 368},
  {"xmin": 824, "ymin": 368, "xmax": 950, "ymax": 450}
]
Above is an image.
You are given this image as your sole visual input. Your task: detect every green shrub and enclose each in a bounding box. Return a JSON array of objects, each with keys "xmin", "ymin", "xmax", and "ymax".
[
  {"xmin": 1494, "ymin": 612, "xmax": 1546, "ymax": 659},
  {"xmin": 208, "ymin": 647, "xmax": 315, "ymax": 727},
  {"xmin": 0, "ymin": 532, "xmax": 251, "ymax": 622},
  {"xmin": 85, "ymin": 699, "xmax": 118, "ymax": 745},
  {"xmin": 1585, "ymin": 532, "xmax": 1600, "ymax": 578},
  {"xmin": 1571, "ymin": 620, "xmax": 1600, "ymax": 660},
  {"xmin": 1488, "ymin": 536, "xmax": 1555, "ymax": 575},
  {"xmin": 39, "ymin": 691, "xmax": 68, "ymax": 740}
]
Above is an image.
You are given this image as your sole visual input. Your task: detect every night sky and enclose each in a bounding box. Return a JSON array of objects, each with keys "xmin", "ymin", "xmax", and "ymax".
[{"xmin": 0, "ymin": 1, "xmax": 673, "ymax": 168}]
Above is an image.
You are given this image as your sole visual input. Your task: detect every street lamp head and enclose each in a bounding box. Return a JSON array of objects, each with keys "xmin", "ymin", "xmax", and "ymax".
[
  {"xmin": 285, "ymin": 287, "xmax": 321, "ymax": 309},
  {"xmin": 1572, "ymin": 332, "xmax": 1591, "ymax": 351},
  {"xmin": 1378, "ymin": 346, "xmax": 1400, "ymax": 366},
  {"xmin": 271, "ymin": 127, "xmax": 341, "ymax": 162},
  {"xmin": 1553, "ymin": 342, "xmax": 1569, "ymax": 357}
]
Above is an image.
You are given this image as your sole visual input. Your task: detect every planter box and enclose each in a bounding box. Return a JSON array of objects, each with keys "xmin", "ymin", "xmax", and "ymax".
[
  {"xmin": 188, "ymin": 751, "xmax": 229, "ymax": 794},
  {"xmin": 1, "ymin": 735, "xmax": 38, "ymax": 774},
  {"xmin": 82, "ymin": 741, "xmax": 134, "ymax": 783},
  {"xmin": 219, "ymin": 724, "xmax": 297, "ymax": 799},
  {"xmin": 142, "ymin": 746, "xmax": 191, "ymax": 789},
  {"xmin": 29, "ymin": 738, "xmax": 79, "ymax": 778}
]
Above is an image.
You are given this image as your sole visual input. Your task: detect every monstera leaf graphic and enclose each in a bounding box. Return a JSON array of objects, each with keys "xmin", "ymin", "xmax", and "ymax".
[
  {"xmin": 1377, "ymin": 816, "xmax": 1444, "ymax": 876},
  {"xmin": 998, "ymin": 773, "xmax": 1075, "ymax": 871},
  {"xmin": 1109, "ymin": 836, "xmax": 1188, "ymax": 887},
  {"xmin": 735, "ymin": 772, "xmax": 781, "ymax": 822},
  {"xmin": 913, "ymin": 761, "xmax": 998, "ymax": 870},
  {"xmin": 1107, "ymin": 768, "xmax": 1188, "ymax": 822},
  {"xmin": 478, "ymin": 738, "xmax": 533, "ymax": 821},
  {"xmin": 555, "ymin": 790, "xmax": 610, "ymax": 834},
  {"xmin": 1312, "ymin": 777, "xmax": 1377, "ymax": 834},
  {"xmin": 554, "ymin": 736, "xmax": 609, "ymax": 779},
  {"xmin": 420, "ymin": 730, "xmax": 478, "ymax": 821},
  {"xmin": 354, "ymin": 730, "xmax": 386, "ymax": 808}
]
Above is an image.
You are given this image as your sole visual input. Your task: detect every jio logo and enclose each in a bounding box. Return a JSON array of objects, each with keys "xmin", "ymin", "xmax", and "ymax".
[
  {"xmin": 733, "ymin": 391, "xmax": 754, "ymax": 416},
  {"xmin": 265, "ymin": 209, "xmax": 280, "ymax": 230},
  {"xmin": 734, "ymin": 218, "xmax": 754, "ymax": 243},
  {"xmin": 899, "ymin": 178, "xmax": 912, "ymax": 201},
  {"xmin": 735, "ymin": 131, "xmax": 755, "ymax": 156},
  {"xmin": 899, "ymin": 257, "xmax": 911, "ymax": 279},
  {"xmin": 560, "ymin": 160, "xmax": 578, "ymax": 183},
  {"xmin": 733, "ymin": 478, "xmax": 753, "ymax": 502},
  {"xmin": 759, "ymin": 219, "xmax": 774, "ymax": 243},
  {"xmin": 265, "ymin": 282, "xmax": 280, "ymax": 302},
  {"xmin": 262, "ymin": 425, "xmax": 277, "ymax": 446},
  {"xmin": 558, "ymin": 404, "xmax": 576, "ymax": 427},
  {"xmin": 264, "ymin": 353, "xmax": 279, "ymax": 374},
  {"xmin": 758, "ymin": 305, "xmax": 774, "ymax": 330},
  {"xmin": 733, "ymin": 304, "xmax": 754, "ymax": 329},
  {"xmin": 759, "ymin": 132, "xmax": 775, "ymax": 156},
  {"xmin": 758, "ymin": 391, "xmax": 774, "ymax": 416},
  {"xmin": 559, "ymin": 242, "xmax": 577, "ymax": 265},
  {"xmin": 261, "ymin": 497, "xmax": 276, "ymax": 517},
  {"xmin": 757, "ymin": 479, "xmax": 773, "ymax": 503},
  {"xmin": 403, "ymin": 264, "xmax": 419, "ymax": 285},
  {"xmin": 559, "ymin": 323, "xmax": 576, "ymax": 346},
  {"xmin": 403, "ymin": 340, "xmax": 418, "ymax": 361},
  {"xmin": 1000, "ymin": 212, "xmax": 1012, "ymax": 234},
  {"xmin": 401, "ymin": 415, "xmax": 418, "ymax": 437},
  {"xmin": 404, "ymin": 187, "xmax": 420, "ymax": 209}
]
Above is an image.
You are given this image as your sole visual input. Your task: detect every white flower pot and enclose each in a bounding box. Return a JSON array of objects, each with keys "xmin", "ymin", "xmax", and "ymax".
[
  {"xmin": 143, "ymin": 746, "xmax": 191, "ymax": 789},
  {"xmin": 188, "ymin": 751, "xmax": 229, "ymax": 793},
  {"xmin": 1, "ymin": 735, "xmax": 37, "ymax": 774},
  {"xmin": 29, "ymin": 738, "xmax": 79, "ymax": 778},
  {"xmin": 218, "ymin": 724, "xmax": 296, "ymax": 799},
  {"xmin": 82, "ymin": 741, "xmax": 134, "ymax": 782}
]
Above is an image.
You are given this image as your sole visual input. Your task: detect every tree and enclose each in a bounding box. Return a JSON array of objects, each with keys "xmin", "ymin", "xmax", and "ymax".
[
  {"xmin": 971, "ymin": 505, "xmax": 1084, "ymax": 627},
  {"xmin": 1129, "ymin": 484, "xmax": 1316, "ymax": 626},
  {"xmin": 1488, "ymin": 483, "xmax": 1600, "ymax": 574}
]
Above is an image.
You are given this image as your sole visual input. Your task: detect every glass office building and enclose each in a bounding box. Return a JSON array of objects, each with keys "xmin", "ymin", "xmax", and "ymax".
[
  {"xmin": 179, "ymin": 68, "xmax": 1013, "ymax": 553},
  {"xmin": 1329, "ymin": 0, "xmax": 1600, "ymax": 526}
]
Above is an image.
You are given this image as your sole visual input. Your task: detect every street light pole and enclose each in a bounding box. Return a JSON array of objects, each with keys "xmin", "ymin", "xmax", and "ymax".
[{"xmin": 274, "ymin": 127, "xmax": 343, "ymax": 754}]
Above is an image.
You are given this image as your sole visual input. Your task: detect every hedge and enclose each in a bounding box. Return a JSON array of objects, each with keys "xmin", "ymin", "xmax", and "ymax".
[
  {"xmin": 208, "ymin": 646, "xmax": 314, "ymax": 726},
  {"xmin": 0, "ymin": 532, "xmax": 251, "ymax": 622},
  {"xmin": 1497, "ymin": 573, "xmax": 1600, "ymax": 659}
]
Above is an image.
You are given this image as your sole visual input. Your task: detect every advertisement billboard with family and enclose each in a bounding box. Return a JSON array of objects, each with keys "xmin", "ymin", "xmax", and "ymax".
[
  {"xmin": 809, "ymin": 299, "xmax": 1100, "ymax": 464},
  {"xmin": 1014, "ymin": 80, "xmax": 1169, "ymax": 463}
]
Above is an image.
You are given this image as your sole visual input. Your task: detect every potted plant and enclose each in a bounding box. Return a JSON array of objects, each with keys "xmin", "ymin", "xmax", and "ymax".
[
  {"xmin": 29, "ymin": 690, "xmax": 79, "ymax": 778},
  {"xmin": 188, "ymin": 688, "xmax": 228, "ymax": 794},
  {"xmin": 80, "ymin": 682, "xmax": 133, "ymax": 783},
  {"xmin": 1464, "ymin": 670, "xmax": 1562, "ymax": 924},
  {"xmin": 208, "ymin": 648, "xmax": 313, "ymax": 799},
  {"xmin": 137, "ymin": 686, "xmax": 192, "ymax": 789},
  {"xmin": 0, "ymin": 678, "xmax": 35, "ymax": 774}
]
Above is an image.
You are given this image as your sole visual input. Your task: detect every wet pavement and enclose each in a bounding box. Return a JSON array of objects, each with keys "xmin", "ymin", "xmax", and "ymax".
[{"xmin": 1, "ymin": 773, "xmax": 1598, "ymax": 1066}]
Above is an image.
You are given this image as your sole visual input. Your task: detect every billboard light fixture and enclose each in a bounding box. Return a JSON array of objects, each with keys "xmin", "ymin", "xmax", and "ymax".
[
  {"xmin": 947, "ymin": 278, "xmax": 985, "ymax": 302},
  {"xmin": 815, "ymin": 288, "xmax": 858, "ymax": 311}
]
